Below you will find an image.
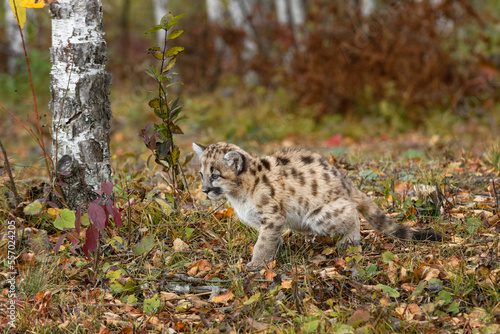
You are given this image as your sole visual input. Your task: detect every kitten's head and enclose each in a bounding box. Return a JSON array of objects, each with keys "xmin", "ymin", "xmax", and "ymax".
[{"xmin": 193, "ymin": 142, "xmax": 249, "ymax": 200}]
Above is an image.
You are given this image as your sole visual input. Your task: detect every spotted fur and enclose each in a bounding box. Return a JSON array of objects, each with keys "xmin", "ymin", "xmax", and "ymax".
[{"xmin": 193, "ymin": 142, "xmax": 442, "ymax": 268}]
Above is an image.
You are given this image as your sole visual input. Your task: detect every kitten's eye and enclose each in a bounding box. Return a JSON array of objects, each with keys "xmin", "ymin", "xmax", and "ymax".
[{"xmin": 210, "ymin": 174, "xmax": 219, "ymax": 181}]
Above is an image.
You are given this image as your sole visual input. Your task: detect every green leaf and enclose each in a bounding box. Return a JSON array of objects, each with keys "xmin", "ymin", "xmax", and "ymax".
[
  {"xmin": 175, "ymin": 115, "xmax": 188, "ymax": 124},
  {"xmin": 166, "ymin": 13, "xmax": 187, "ymax": 30},
  {"xmin": 123, "ymin": 294, "xmax": 137, "ymax": 304},
  {"xmin": 144, "ymin": 293, "xmax": 160, "ymax": 315},
  {"xmin": 301, "ymin": 319, "xmax": 320, "ymax": 334},
  {"xmin": 167, "ymin": 29, "xmax": 184, "ymax": 40},
  {"xmin": 366, "ymin": 264, "xmax": 377, "ymax": 274},
  {"xmin": 169, "ymin": 123, "xmax": 184, "ymax": 135},
  {"xmin": 148, "ymin": 98, "xmax": 163, "ymax": 108},
  {"xmin": 448, "ymin": 301, "xmax": 459, "ymax": 314},
  {"xmin": 160, "ymin": 13, "xmax": 174, "ymax": 27},
  {"xmin": 53, "ymin": 208, "xmax": 76, "ymax": 230},
  {"xmin": 185, "ymin": 227, "xmax": 194, "ymax": 240},
  {"xmin": 331, "ymin": 323, "xmax": 355, "ymax": 333},
  {"xmin": 410, "ymin": 280, "xmax": 427, "ymax": 300},
  {"xmin": 109, "ymin": 236, "xmax": 125, "ymax": 252},
  {"xmin": 182, "ymin": 152, "xmax": 194, "ymax": 168},
  {"xmin": 437, "ymin": 290, "xmax": 452, "ymax": 305},
  {"xmin": 244, "ymin": 292, "xmax": 261, "ymax": 305},
  {"xmin": 171, "ymin": 145, "xmax": 180, "ymax": 164},
  {"xmin": 154, "ymin": 197, "xmax": 174, "ymax": 216},
  {"xmin": 146, "ymin": 46, "xmax": 164, "ymax": 60},
  {"xmin": 146, "ymin": 24, "xmax": 163, "ymax": 34},
  {"xmin": 164, "ymin": 192, "xmax": 175, "ymax": 206},
  {"xmin": 106, "ymin": 269, "xmax": 122, "ymax": 281},
  {"xmin": 161, "ymin": 57, "xmax": 177, "ymax": 73},
  {"xmin": 171, "ymin": 96, "xmax": 181, "ymax": 111},
  {"xmin": 146, "ymin": 65, "xmax": 160, "ymax": 80},
  {"xmin": 134, "ymin": 234, "xmax": 156, "ymax": 255},
  {"xmin": 376, "ymin": 284, "xmax": 400, "ymax": 298},
  {"xmin": 164, "ymin": 46, "xmax": 184, "ymax": 58},
  {"xmin": 381, "ymin": 251, "xmax": 394, "ymax": 263},
  {"xmin": 111, "ymin": 277, "xmax": 137, "ymax": 293},
  {"xmin": 24, "ymin": 200, "xmax": 43, "ymax": 215},
  {"xmin": 170, "ymin": 106, "xmax": 183, "ymax": 121},
  {"xmin": 80, "ymin": 213, "xmax": 91, "ymax": 227}
]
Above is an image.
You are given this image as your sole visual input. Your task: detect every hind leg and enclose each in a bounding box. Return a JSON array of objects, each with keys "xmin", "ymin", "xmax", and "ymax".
[{"xmin": 305, "ymin": 199, "xmax": 361, "ymax": 248}]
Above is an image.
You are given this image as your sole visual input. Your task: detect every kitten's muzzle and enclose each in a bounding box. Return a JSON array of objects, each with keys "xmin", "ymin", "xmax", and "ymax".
[{"xmin": 202, "ymin": 187, "xmax": 223, "ymax": 198}]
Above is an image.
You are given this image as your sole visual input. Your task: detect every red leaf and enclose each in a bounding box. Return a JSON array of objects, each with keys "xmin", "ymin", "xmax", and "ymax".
[
  {"xmin": 68, "ymin": 230, "xmax": 80, "ymax": 245},
  {"xmin": 83, "ymin": 224, "xmax": 99, "ymax": 258},
  {"xmin": 102, "ymin": 182, "xmax": 113, "ymax": 196},
  {"xmin": 105, "ymin": 199, "xmax": 113, "ymax": 217},
  {"xmin": 88, "ymin": 203, "xmax": 106, "ymax": 233},
  {"xmin": 54, "ymin": 233, "xmax": 67, "ymax": 253},
  {"xmin": 113, "ymin": 206, "xmax": 123, "ymax": 227},
  {"xmin": 75, "ymin": 204, "xmax": 82, "ymax": 234},
  {"xmin": 324, "ymin": 133, "xmax": 342, "ymax": 147}
]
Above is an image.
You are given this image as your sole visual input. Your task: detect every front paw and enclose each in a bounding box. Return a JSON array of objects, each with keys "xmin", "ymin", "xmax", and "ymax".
[{"xmin": 245, "ymin": 261, "xmax": 262, "ymax": 271}]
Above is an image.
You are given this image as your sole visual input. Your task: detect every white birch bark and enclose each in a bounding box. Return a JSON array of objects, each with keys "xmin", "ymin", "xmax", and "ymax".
[
  {"xmin": 206, "ymin": 0, "xmax": 224, "ymax": 53},
  {"xmin": 4, "ymin": 0, "xmax": 25, "ymax": 74},
  {"xmin": 288, "ymin": 0, "xmax": 304, "ymax": 27},
  {"xmin": 361, "ymin": 0, "xmax": 375, "ymax": 17},
  {"xmin": 206, "ymin": 0, "xmax": 223, "ymax": 23},
  {"xmin": 152, "ymin": 0, "xmax": 168, "ymax": 47},
  {"xmin": 275, "ymin": 0, "xmax": 288, "ymax": 24},
  {"xmin": 228, "ymin": 0, "xmax": 257, "ymax": 61},
  {"xmin": 50, "ymin": 0, "xmax": 113, "ymax": 209}
]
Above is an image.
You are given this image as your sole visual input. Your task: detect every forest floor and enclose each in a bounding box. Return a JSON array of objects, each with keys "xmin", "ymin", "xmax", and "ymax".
[
  {"xmin": 1, "ymin": 83, "xmax": 500, "ymax": 333},
  {"xmin": 1, "ymin": 126, "xmax": 500, "ymax": 334}
]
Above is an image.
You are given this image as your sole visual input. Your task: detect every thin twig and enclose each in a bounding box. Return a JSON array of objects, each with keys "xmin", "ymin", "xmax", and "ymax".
[
  {"xmin": 12, "ymin": 1, "xmax": 53, "ymax": 178},
  {"xmin": 492, "ymin": 179, "xmax": 499, "ymax": 214},
  {"xmin": 125, "ymin": 178, "xmax": 133, "ymax": 247},
  {"xmin": 187, "ymin": 200, "xmax": 228, "ymax": 227},
  {"xmin": 0, "ymin": 139, "xmax": 22, "ymax": 206}
]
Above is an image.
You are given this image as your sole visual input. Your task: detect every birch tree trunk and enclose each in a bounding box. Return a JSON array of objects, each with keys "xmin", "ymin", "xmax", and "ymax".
[
  {"xmin": 275, "ymin": 0, "xmax": 288, "ymax": 24},
  {"xmin": 206, "ymin": 0, "xmax": 224, "ymax": 53},
  {"xmin": 228, "ymin": 0, "xmax": 257, "ymax": 61},
  {"xmin": 4, "ymin": 0, "xmax": 25, "ymax": 74},
  {"xmin": 361, "ymin": 0, "xmax": 375, "ymax": 17},
  {"xmin": 49, "ymin": 0, "xmax": 113, "ymax": 209},
  {"xmin": 152, "ymin": 0, "xmax": 168, "ymax": 47}
]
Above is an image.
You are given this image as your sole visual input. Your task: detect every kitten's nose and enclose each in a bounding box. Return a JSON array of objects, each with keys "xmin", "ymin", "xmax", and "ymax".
[{"xmin": 202, "ymin": 187, "xmax": 210, "ymax": 194}]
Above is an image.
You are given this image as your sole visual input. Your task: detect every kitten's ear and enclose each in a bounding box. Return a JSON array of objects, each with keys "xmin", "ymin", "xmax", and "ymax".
[
  {"xmin": 192, "ymin": 143, "xmax": 206, "ymax": 157},
  {"xmin": 224, "ymin": 151, "xmax": 246, "ymax": 174}
]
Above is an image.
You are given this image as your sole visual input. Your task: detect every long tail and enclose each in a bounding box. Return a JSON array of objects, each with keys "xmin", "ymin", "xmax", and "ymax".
[{"xmin": 351, "ymin": 188, "xmax": 442, "ymax": 241}]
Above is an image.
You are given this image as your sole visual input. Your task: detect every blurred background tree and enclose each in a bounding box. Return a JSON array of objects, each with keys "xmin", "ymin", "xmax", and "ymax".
[{"xmin": 1, "ymin": 0, "xmax": 499, "ymax": 168}]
